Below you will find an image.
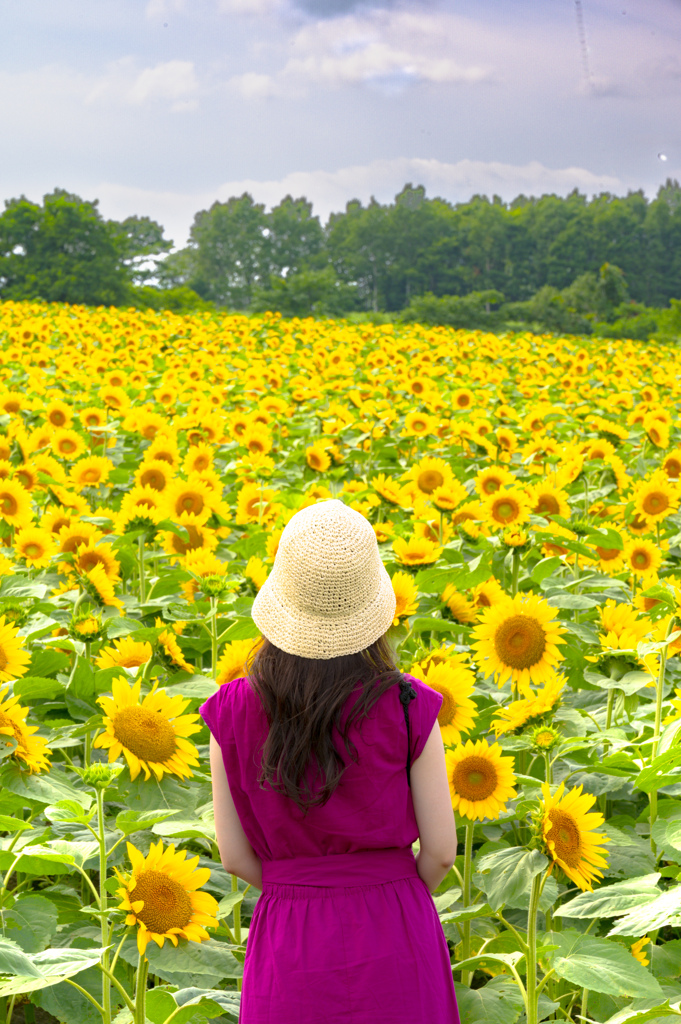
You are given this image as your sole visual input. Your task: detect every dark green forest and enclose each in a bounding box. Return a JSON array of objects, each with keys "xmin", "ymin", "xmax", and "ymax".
[{"xmin": 1, "ymin": 182, "xmax": 680, "ymax": 338}]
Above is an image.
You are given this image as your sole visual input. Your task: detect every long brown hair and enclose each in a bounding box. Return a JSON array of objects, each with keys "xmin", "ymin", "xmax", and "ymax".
[{"xmin": 248, "ymin": 633, "xmax": 401, "ymax": 811}]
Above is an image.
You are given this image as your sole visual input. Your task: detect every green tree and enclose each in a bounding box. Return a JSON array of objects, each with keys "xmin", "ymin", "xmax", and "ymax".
[
  {"xmin": 107, "ymin": 215, "xmax": 172, "ymax": 286},
  {"xmin": 186, "ymin": 193, "xmax": 268, "ymax": 308},
  {"xmin": 266, "ymin": 196, "xmax": 325, "ymax": 277},
  {"xmin": 0, "ymin": 189, "xmax": 128, "ymax": 305}
]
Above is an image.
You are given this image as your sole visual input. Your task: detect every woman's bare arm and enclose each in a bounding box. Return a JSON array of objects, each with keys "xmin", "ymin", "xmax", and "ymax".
[
  {"xmin": 209, "ymin": 736, "xmax": 263, "ymax": 889},
  {"xmin": 410, "ymin": 722, "xmax": 457, "ymax": 891}
]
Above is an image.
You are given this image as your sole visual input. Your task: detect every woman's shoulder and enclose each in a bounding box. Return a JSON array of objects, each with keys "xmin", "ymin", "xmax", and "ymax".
[{"xmin": 199, "ymin": 676, "xmax": 263, "ymax": 742}]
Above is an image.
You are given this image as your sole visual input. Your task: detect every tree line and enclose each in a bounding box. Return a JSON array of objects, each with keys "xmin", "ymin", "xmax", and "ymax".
[{"xmin": 1, "ymin": 182, "xmax": 680, "ymax": 337}]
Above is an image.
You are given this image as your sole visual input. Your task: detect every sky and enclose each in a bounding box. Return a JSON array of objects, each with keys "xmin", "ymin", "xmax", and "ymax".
[{"xmin": 1, "ymin": 0, "xmax": 680, "ymax": 247}]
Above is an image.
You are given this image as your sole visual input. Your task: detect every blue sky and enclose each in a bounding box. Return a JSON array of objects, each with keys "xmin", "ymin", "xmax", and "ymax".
[{"xmin": 1, "ymin": 0, "xmax": 679, "ymax": 245}]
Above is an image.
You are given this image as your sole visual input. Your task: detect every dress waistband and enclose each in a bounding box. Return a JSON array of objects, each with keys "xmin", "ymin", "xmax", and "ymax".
[{"xmin": 262, "ymin": 847, "xmax": 418, "ymax": 887}]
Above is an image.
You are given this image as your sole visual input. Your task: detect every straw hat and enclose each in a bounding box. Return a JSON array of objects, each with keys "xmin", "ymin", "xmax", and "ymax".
[{"xmin": 252, "ymin": 499, "xmax": 396, "ymax": 659}]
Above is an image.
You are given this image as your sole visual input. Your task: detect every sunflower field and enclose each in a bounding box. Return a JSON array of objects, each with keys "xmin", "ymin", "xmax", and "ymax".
[{"xmin": 1, "ymin": 298, "xmax": 681, "ymax": 1024}]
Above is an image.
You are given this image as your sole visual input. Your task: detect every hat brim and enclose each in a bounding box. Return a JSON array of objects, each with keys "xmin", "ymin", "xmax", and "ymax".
[{"xmin": 251, "ymin": 563, "xmax": 397, "ymax": 660}]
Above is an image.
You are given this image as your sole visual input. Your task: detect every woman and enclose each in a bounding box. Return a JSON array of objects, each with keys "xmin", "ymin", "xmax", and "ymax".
[{"xmin": 200, "ymin": 499, "xmax": 459, "ymax": 1023}]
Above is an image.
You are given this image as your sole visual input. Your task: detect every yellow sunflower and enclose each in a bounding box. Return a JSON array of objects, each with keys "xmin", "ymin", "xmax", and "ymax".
[
  {"xmin": 474, "ymin": 465, "xmax": 515, "ymax": 497},
  {"xmin": 94, "ymin": 676, "xmax": 201, "ymax": 781},
  {"xmin": 446, "ymin": 739, "xmax": 517, "ymax": 821},
  {"xmin": 136, "ymin": 460, "xmax": 172, "ymax": 492},
  {"xmin": 116, "ymin": 839, "xmax": 219, "ymax": 955},
  {"xmin": 531, "ymin": 484, "xmax": 570, "ymax": 520},
  {"xmin": 371, "ymin": 473, "xmax": 408, "ymax": 506},
  {"xmin": 441, "ymin": 585, "xmax": 477, "ymax": 625},
  {"xmin": 471, "ymin": 577, "xmax": 506, "ymax": 612},
  {"xmin": 633, "ymin": 472, "xmax": 679, "ymax": 526},
  {"xmin": 0, "ymin": 479, "xmax": 32, "ymax": 529},
  {"xmin": 631, "ymin": 937, "xmax": 651, "ymax": 967},
  {"xmin": 244, "ymin": 556, "xmax": 268, "ymax": 591},
  {"xmin": 70, "ymin": 455, "xmax": 114, "ymax": 490},
  {"xmin": 403, "ymin": 457, "xmax": 454, "ymax": 496},
  {"xmin": 163, "ymin": 477, "xmax": 214, "ymax": 524},
  {"xmin": 306, "ymin": 442, "xmax": 331, "ymax": 472},
  {"xmin": 96, "ymin": 637, "xmax": 153, "ymax": 670},
  {"xmin": 623, "ymin": 538, "xmax": 662, "ymax": 577},
  {"xmin": 156, "ymin": 620, "xmax": 193, "ymax": 672},
  {"xmin": 85, "ymin": 563, "xmax": 124, "ymax": 611},
  {"xmin": 57, "ymin": 521, "xmax": 101, "ymax": 555},
  {"xmin": 216, "ymin": 638, "xmax": 260, "ymax": 686},
  {"xmin": 0, "ymin": 617, "xmax": 31, "ymax": 682},
  {"xmin": 391, "ymin": 571, "xmax": 419, "ymax": 624},
  {"xmin": 74, "ymin": 542, "xmax": 120, "ymax": 582},
  {"xmin": 13, "ymin": 526, "xmax": 55, "ymax": 568},
  {"xmin": 431, "ymin": 481, "xmax": 469, "ymax": 511},
  {"xmin": 419, "ymin": 658, "xmax": 477, "ymax": 745},
  {"xmin": 51, "ymin": 428, "xmax": 86, "ymax": 461},
  {"xmin": 540, "ymin": 781, "xmax": 609, "ymax": 891},
  {"xmin": 235, "ymin": 483, "xmax": 279, "ymax": 525},
  {"xmin": 662, "ymin": 451, "xmax": 681, "ymax": 481},
  {"xmin": 0, "ymin": 686, "xmax": 51, "ymax": 773},
  {"xmin": 483, "ymin": 488, "xmax": 531, "ymax": 530},
  {"xmin": 392, "ymin": 535, "xmax": 443, "ymax": 566},
  {"xmin": 492, "ymin": 673, "xmax": 565, "ymax": 735},
  {"xmin": 162, "ymin": 515, "xmax": 217, "ymax": 562},
  {"xmin": 402, "ymin": 411, "xmax": 435, "ymax": 437},
  {"xmin": 472, "ymin": 592, "xmax": 567, "ymax": 695}
]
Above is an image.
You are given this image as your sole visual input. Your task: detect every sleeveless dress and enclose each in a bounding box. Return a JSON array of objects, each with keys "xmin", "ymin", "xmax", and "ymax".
[{"xmin": 199, "ymin": 673, "xmax": 459, "ymax": 1024}]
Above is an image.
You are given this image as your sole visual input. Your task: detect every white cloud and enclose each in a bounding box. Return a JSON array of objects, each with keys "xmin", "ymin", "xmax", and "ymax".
[
  {"xmin": 230, "ymin": 71, "xmax": 278, "ymax": 99},
  {"xmin": 92, "ymin": 158, "xmax": 630, "ymax": 248},
  {"xmin": 218, "ymin": 0, "xmax": 283, "ymax": 13},
  {"xmin": 127, "ymin": 60, "xmax": 198, "ymax": 109}
]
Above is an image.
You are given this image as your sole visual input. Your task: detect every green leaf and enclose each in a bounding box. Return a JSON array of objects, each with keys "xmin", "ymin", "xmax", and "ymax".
[
  {"xmin": 546, "ymin": 592, "xmax": 598, "ymax": 609},
  {"xmin": 608, "ymin": 886, "xmax": 681, "ymax": 937},
  {"xmin": 455, "ymin": 951, "xmax": 524, "ymax": 973},
  {"xmin": 0, "ymin": 762, "xmax": 91, "ymax": 808},
  {"xmin": 585, "ymin": 528, "xmax": 624, "ymax": 551},
  {"xmin": 0, "ymin": 946, "xmax": 107, "ymax": 997},
  {"xmin": 146, "ymin": 989, "xmax": 224, "ymax": 1024},
  {"xmin": 548, "ymin": 932, "xmax": 662, "ymax": 997},
  {"xmin": 457, "ymin": 976, "xmax": 525, "ymax": 1024},
  {"xmin": 45, "ymin": 800, "xmax": 96, "ymax": 826},
  {"xmin": 636, "ymin": 750, "xmax": 681, "ymax": 793},
  {"xmin": 216, "ymin": 891, "xmax": 246, "ymax": 919},
  {"xmin": 115, "ymin": 808, "xmax": 179, "ymax": 836},
  {"xmin": 410, "ymin": 617, "xmax": 461, "ymax": 635},
  {"xmin": 601, "ymin": 1002, "xmax": 681, "ymax": 1024},
  {"xmin": 439, "ymin": 902, "xmax": 494, "ymax": 923},
  {"xmin": 413, "ymin": 564, "xmax": 466, "ymax": 593},
  {"xmin": 431, "ymin": 886, "xmax": 462, "ymax": 913},
  {"xmin": 174, "ymin": 988, "xmax": 241, "ymax": 1024},
  {"xmin": 164, "ymin": 674, "xmax": 218, "ymax": 700},
  {"xmin": 530, "ymin": 557, "xmax": 564, "ymax": 584},
  {"xmin": 218, "ymin": 618, "xmax": 261, "ymax": 643},
  {"xmin": 556, "ymin": 874, "xmax": 662, "ymax": 918},
  {"xmin": 49, "ymin": 840, "xmax": 99, "ymax": 869},
  {"xmin": 0, "ymin": 937, "xmax": 43, "ymax": 978},
  {"xmin": 13, "ymin": 676, "xmax": 66, "ymax": 701},
  {"xmin": 476, "ymin": 847, "xmax": 549, "ymax": 911},
  {"xmin": 152, "ymin": 817, "xmax": 215, "ymax": 842},
  {"xmin": 119, "ymin": 938, "xmax": 243, "ymax": 986},
  {"xmin": 5, "ymin": 894, "xmax": 58, "ymax": 953},
  {"xmin": 0, "ymin": 844, "xmax": 77, "ymax": 876},
  {"xmin": 0, "ymin": 814, "xmax": 34, "ymax": 834}
]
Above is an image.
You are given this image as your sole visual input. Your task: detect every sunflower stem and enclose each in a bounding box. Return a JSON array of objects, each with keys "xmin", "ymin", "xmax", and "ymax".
[
  {"xmin": 134, "ymin": 954, "xmax": 148, "ymax": 1024},
  {"xmin": 137, "ymin": 535, "xmax": 146, "ymax": 605},
  {"xmin": 650, "ymin": 617, "xmax": 675, "ymax": 850},
  {"xmin": 581, "ymin": 988, "xmax": 589, "ymax": 1024},
  {"xmin": 526, "ymin": 870, "xmax": 543, "ymax": 1024},
  {"xmin": 511, "ymin": 548, "xmax": 520, "ymax": 597},
  {"xmin": 461, "ymin": 820, "xmax": 474, "ymax": 986},
  {"xmin": 96, "ymin": 787, "xmax": 112, "ymax": 1024},
  {"xmin": 209, "ymin": 597, "xmax": 219, "ymax": 680},
  {"xmin": 544, "ymin": 750, "xmax": 552, "ymax": 785},
  {"xmin": 232, "ymin": 873, "xmax": 243, "ymax": 991}
]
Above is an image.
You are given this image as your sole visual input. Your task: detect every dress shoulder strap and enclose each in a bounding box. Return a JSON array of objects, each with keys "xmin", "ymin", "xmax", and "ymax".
[{"xmin": 397, "ymin": 676, "xmax": 417, "ymax": 787}]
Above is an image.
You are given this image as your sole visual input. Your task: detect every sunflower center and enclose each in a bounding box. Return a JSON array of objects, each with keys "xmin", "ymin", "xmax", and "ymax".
[
  {"xmin": 491, "ymin": 499, "xmax": 519, "ymax": 524},
  {"xmin": 596, "ymin": 546, "xmax": 619, "ymax": 561},
  {"xmin": 417, "ymin": 470, "xmax": 444, "ymax": 493},
  {"xmin": 179, "ymin": 494, "xmax": 204, "ymax": 514},
  {"xmin": 0, "ymin": 710, "xmax": 20, "ymax": 740},
  {"xmin": 24, "ymin": 544, "xmax": 42, "ymax": 557},
  {"xmin": 83, "ymin": 469, "xmax": 101, "ymax": 483},
  {"xmin": 665, "ymin": 459, "xmax": 681, "ymax": 479},
  {"xmin": 1, "ymin": 495, "xmax": 18, "ymax": 515},
  {"xmin": 482, "ymin": 478, "xmax": 501, "ymax": 495},
  {"xmin": 536, "ymin": 495, "xmax": 560, "ymax": 515},
  {"xmin": 452, "ymin": 756, "xmax": 498, "ymax": 801},
  {"xmin": 494, "ymin": 614, "xmax": 547, "ymax": 669},
  {"xmin": 50, "ymin": 411, "xmax": 66, "ymax": 426},
  {"xmin": 432, "ymin": 686, "xmax": 457, "ymax": 726},
  {"xmin": 642, "ymin": 492, "xmax": 668, "ymax": 515},
  {"xmin": 130, "ymin": 869, "xmax": 193, "ymax": 934},
  {"xmin": 546, "ymin": 808, "xmax": 581, "ymax": 867},
  {"xmin": 632, "ymin": 549, "xmax": 652, "ymax": 570},
  {"xmin": 112, "ymin": 707, "xmax": 177, "ymax": 762}
]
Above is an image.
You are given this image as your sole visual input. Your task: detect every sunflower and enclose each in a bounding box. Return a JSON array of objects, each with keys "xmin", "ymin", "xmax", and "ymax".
[
  {"xmin": 371, "ymin": 473, "xmax": 408, "ymax": 506},
  {"xmin": 235, "ymin": 483, "xmax": 279, "ymax": 525},
  {"xmin": 492, "ymin": 673, "xmax": 565, "ymax": 735},
  {"xmin": 57, "ymin": 521, "xmax": 101, "ymax": 555},
  {"xmin": 442, "ymin": 585, "xmax": 477, "ymax": 625},
  {"xmin": 592, "ymin": 542, "xmax": 625, "ymax": 573},
  {"xmin": 242, "ymin": 425, "xmax": 273, "ymax": 457},
  {"xmin": 96, "ymin": 637, "xmax": 153, "ymax": 670},
  {"xmin": 79, "ymin": 406, "xmax": 107, "ymax": 430},
  {"xmin": 475, "ymin": 465, "xmax": 515, "ymax": 497},
  {"xmin": 162, "ymin": 516, "xmax": 217, "ymax": 562},
  {"xmin": 157, "ymin": 621, "xmax": 193, "ymax": 672},
  {"xmin": 540, "ymin": 782, "xmax": 609, "ymax": 891},
  {"xmin": 84, "ymin": 563, "xmax": 123, "ymax": 611},
  {"xmin": 472, "ymin": 592, "xmax": 566, "ymax": 695},
  {"xmin": 483, "ymin": 488, "xmax": 531, "ymax": 530},
  {"xmin": 183, "ymin": 442, "xmax": 213, "ymax": 475},
  {"xmin": 94, "ymin": 676, "xmax": 201, "ymax": 781},
  {"xmin": 216, "ymin": 638, "xmax": 260, "ymax": 686},
  {"xmin": 74, "ymin": 542, "xmax": 121, "ymax": 582},
  {"xmin": 471, "ymin": 578, "xmax": 505, "ymax": 612},
  {"xmin": 419, "ymin": 658, "xmax": 477, "ymax": 745},
  {"xmin": 45, "ymin": 399, "xmax": 72, "ymax": 429},
  {"xmin": 116, "ymin": 839, "xmax": 219, "ymax": 955},
  {"xmin": 391, "ymin": 571, "xmax": 419, "ymax": 624},
  {"xmin": 623, "ymin": 538, "xmax": 662, "ymax": 577},
  {"xmin": 392, "ymin": 535, "xmax": 443, "ymax": 566},
  {"xmin": 452, "ymin": 388, "xmax": 474, "ymax": 410},
  {"xmin": 163, "ymin": 477, "xmax": 214, "ymax": 524},
  {"xmin": 51, "ymin": 428, "xmax": 86, "ymax": 461},
  {"xmin": 0, "ymin": 686, "xmax": 51, "ymax": 773},
  {"xmin": 633, "ymin": 473, "xmax": 679, "ymax": 526},
  {"xmin": 13, "ymin": 526, "xmax": 55, "ymax": 568},
  {"xmin": 244, "ymin": 556, "xmax": 268, "ymax": 591},
  {"xmin": 496, "ymin": 427, "xmax": 517, "ymax": 454},
  {"xmin": 306, "ymin": 442, "xmax": 331, "ymax": 472},
  {"xmin": 630, "ymin": 937, "xmax": 651, "ymax": 967},
  {"xmin": 70, "ymin": 455, "xmax": 114, "ymax": 490},
  {"xmin": 0, "ymin": 479, "xmax": 32, "ymax": 529},
  {"xmin": 599, "ymin": 600, "xmax": 647, "ymax": 642},
  {"xmin": 662, "ymin": 451, "xmax": 681, "ymax": 480},
  {"xmin": 446, "ymin": 739, "xmax": 517, "ymax": 821},
  {"xmin": 0, "ymin": 617, "xmax": 31, "ymax": 682},
  {"xmin": 403, "ymin": 457, "xmax": 454, "ymax": 496},
  {"xmin": 531, "ymin": 483, "xmax": 570, "ymax": 520},
  {"xmin": 402, "ymin": 411, "xmax": 435, "ymax": 437},
  {"xmin": 135, "ymin": 460, "xmax": 171, "ymax": 493}
]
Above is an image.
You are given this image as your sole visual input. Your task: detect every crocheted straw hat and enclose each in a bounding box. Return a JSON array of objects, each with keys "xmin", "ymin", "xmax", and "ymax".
[{"xmin": 252, "ymin": 499, "xmax": 396, "ymax": 660}]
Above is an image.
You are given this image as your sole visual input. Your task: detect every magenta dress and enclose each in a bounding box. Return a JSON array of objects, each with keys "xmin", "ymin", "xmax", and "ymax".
[{"xmin": 199, "ymin": 673, "xmax": 459, "ymax": 1024}]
